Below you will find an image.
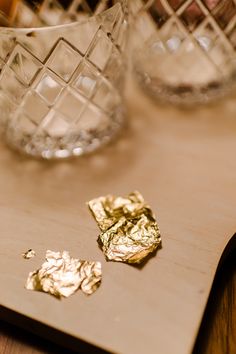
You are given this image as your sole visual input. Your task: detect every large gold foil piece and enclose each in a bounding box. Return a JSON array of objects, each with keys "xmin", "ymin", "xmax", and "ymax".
[
  {"xmin": 88, "ymin": 191, "xmax": 161, "ymax": 264},
  {"xmin": 25, "ymin": 250, "xmax": 102, "ymax": 298}
]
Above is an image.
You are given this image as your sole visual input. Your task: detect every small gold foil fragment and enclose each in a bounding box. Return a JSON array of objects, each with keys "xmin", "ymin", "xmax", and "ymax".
[
  {"xmin": 25, "ymin": 250, "xmax": 102, "ymax": 298},
  {"xmin": 22, "ymin": 249, "xmax": 36, "ymax": 259},
  {"xmin": 88, "ymin": 191, "xmax": 161, "ymax": 264}
]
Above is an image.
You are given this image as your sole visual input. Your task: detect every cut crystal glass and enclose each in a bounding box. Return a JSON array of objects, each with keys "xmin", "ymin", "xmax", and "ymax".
[
  {"xmin": 131, "ymin": 0, "xmax": 236, "ymax": 104},
  {"xmin": 0, "ymin": 0, "xmax": 128, "ymax": 158}
]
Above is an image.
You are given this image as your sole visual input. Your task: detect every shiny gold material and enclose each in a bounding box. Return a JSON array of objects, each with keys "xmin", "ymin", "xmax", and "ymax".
[
  {"xmin": 22, "ymin": 249, "xmax": 36, "ymax": 259},
  {"xmin": 25, "ymin": 250, "xmax": 102, "ymax": 298},
  {"xmin": 88, "ymin": 191, "xmax": 146, "ymax": 231},
  {"xmin": 88, "ymin": 191, "xmax": 161, "ymax": 264}
]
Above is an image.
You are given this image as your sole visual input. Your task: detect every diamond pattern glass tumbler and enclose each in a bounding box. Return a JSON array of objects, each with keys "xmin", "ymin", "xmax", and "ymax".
[
  {"xmin": 131, "ymin": 0, "xmax": 236, "ymax": 104},
  {"xmin": 0, "ymin": 0, "xmax": 128, "ymax": 158}
]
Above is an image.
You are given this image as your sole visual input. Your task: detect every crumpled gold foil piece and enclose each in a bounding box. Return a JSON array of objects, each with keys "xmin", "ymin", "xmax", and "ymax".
[
  {"xmin": 25, "ymin": 250, "xmax": 102, "ymax": 298},
  {"xmin": 88, "ymin": 191, "xmax": 161, "ymax": 264},
  {"xmin": 22, "ymin": 249, "xmax": 36, "ymax": 259}
]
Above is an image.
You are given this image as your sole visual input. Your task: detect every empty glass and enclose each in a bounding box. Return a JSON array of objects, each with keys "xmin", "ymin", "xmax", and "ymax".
[
  {"xmin": 131, "ymin": 0, "xmax": 236, "ymax": 104},
  {"xmin": 0, "ymin": 0, "xmax": 128, "ymax": 158}
]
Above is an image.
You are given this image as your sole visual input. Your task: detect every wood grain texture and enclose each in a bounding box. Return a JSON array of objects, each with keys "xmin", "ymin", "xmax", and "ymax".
[
  {"xmin": 0, "ymin": 250, "xmax": 235, "ymax": 354},
  {"xmin": 0, "ymin": 82, "xmax": 236, "ymax": 354}
]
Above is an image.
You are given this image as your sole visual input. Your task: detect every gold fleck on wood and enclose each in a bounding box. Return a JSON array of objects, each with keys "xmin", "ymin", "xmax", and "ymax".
[{"xmin": 22, "ymin": 249, "xmax": 36, "ymax": 260}]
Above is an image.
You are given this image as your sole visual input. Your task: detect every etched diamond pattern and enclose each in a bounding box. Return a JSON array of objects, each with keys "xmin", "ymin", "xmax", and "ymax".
[
  {"xmin": 0, "ymin": 1, "xmax": 128, "ymax": 158},
  {"xmin": 8, "ymin": 45, "xmax": 43, "ymax": 85},
  {"xmin": 21, "ymin": 92, "xmax": 50, "ymax": 125},
  {"xmin": 54, "ymin": 89, "xmax": 86, "ymax": 122},
  {"xmin": 34, "ymin": 70, "xmax": 65, "ymax": 105},
  {"xmin": 0, "ymin": 67, "xmax": 28, "ymax": 104},
  {"xmin": 14, "ymin": 112, "xmax": 38, "ymax": 136},
  {"xmin": 42, "ymin": 110, "xmax": 70, "ymax": 138},
  {"xmin": 47, "ymin": 39, "xmax": 82, "ymax": 82},
  {"xmin": 145, "ymin": 0, "xmax": 236, "ymax": 51},
  {"xmin": 93, "ymin": 79, "xmax": 119, "ymax": 113},
  {"xmin": 88, "ymin": 30, "xmax": 113, "ymax": 71},
  {"xmin": 13, "ymin": 0, "xmax": 125, "ymax": 28},
  {"xmin": 180, "ymin": 2, "xmax": 205, "ymax": 32},
  {"xmin": 72, "ymin": 61, "xmax": 98, "ymax": 98},
  {"xmin": 133, "ymin": 0, "xmax": 236, "ymax": 103},
  {"xmin": 212, "ymin": 0, "xmax": 236, "ymax": 30},
  {"xmin": 202, "ymin": 0, "xmax": 218, "ymax": 11}
]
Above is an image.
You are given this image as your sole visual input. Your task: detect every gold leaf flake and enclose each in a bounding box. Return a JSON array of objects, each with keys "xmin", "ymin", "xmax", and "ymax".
[
  {"xmin": 88, "ymin": 191, "xmax": 161, "ymax": 264},
  {"xmin": 25, "ymin": 250, "xmax": 102, "ymax": 298},
  {"xmin": 22, "ymin": 249, "xmax": 36, "ymax": 259}
]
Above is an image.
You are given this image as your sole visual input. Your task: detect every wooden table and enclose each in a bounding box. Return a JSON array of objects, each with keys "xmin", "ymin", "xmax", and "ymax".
[{"xmin": 1, "ymin": 252, "xmax": 235, "ymax": 354}]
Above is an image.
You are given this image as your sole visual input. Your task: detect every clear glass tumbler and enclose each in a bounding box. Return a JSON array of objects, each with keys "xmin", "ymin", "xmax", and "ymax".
[
  {"xmin": 131, "ymin": 0, "xmax": 236, "ymax": 104},
  {"xmin": 0, "ymin": 0, "xmax": 128, "ymax": 158}
]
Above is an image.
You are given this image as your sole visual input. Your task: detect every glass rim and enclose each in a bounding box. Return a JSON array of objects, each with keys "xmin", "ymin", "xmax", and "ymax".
[{"xmin": 0, "ymin": 0, "xmax": 127, "ymax": 33}]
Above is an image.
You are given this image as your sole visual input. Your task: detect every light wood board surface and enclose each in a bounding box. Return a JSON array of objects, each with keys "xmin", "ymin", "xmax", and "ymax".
[
  {"xmin": 1, "ymin": 248, "xmax": 235, "ymax": 354},
  {"xmin": 0, "ymin": 82, "xmax": 236, "ymax": 354}
]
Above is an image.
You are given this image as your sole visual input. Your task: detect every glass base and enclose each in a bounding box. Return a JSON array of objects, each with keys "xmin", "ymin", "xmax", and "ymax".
[
  {"xmin": 6, "ymin": 107, "xmax": 124, "ymax": 159},
  {"xmin": 132, "ymin": 28, "xmax": 236, "ymax": 105},
  {"xmin": 134, "ymin": 67, "xmax": 236, "ymax": 106}
]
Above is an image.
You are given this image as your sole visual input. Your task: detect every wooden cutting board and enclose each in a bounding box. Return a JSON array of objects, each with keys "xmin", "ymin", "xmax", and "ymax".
[{"xmin": 0, "ymin": 81, "xmax": 236, "ymax": 354}]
